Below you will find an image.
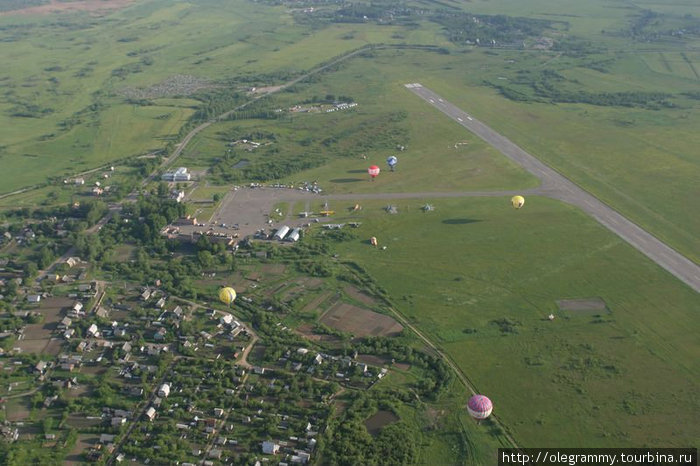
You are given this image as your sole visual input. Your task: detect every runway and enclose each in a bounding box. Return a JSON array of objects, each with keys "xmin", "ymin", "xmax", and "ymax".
[{"xmin": 406, "ymin": 83, "xmax": 700, "ymax": 293}]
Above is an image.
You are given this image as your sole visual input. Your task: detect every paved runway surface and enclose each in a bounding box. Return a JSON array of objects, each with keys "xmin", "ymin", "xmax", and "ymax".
[{"xmin": 406, "ymin": 83, "xmax": 700, "ymax": 293}]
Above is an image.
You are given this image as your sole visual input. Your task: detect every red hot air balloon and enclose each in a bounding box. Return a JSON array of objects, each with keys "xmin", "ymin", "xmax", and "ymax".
[
  {"xmin": 467, "ymin": 394, "xmax": 493, "ymax": 421},
  {"xmin": 368, "ymin": 165, "xmax": 380, "ymax": 181}
]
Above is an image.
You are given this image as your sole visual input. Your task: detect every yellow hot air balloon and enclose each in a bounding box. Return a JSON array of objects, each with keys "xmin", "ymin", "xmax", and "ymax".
[
  {"xmin": 511, "ymin": 195, "xmax": 525, "ymax": 209},
  {"xmin": 219, "ymin": 287, "xmax": 236, "ymax": 306}
]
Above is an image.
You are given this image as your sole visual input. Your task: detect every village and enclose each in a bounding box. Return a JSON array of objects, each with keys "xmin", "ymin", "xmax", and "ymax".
[{"xmin": 0, "ymin": 189, "xmax": 434, "ymax": 464}]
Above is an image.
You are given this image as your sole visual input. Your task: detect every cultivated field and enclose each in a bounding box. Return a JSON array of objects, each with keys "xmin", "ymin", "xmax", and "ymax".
[{"xmin": 320, "ymin": 302, "xmax": 403, "ymax": 338}]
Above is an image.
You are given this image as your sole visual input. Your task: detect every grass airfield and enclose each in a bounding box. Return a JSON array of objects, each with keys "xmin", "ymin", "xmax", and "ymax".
[{"xmin": 322, "ymin": 196, "xmax": 699, "ymax": 448}]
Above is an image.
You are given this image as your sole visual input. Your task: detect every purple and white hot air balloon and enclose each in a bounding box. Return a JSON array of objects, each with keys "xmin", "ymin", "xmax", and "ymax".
[{"xmin": 467, "ymin": 394, "xmax": 493, "ymax": 421}]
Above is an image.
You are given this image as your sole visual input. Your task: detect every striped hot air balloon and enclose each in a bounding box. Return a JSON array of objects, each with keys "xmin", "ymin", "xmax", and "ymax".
[
  {"xmin": 467, "ymin": 394, "xmax": 493, "ymax": 420},
  {"xmin": 218, "ymin": 287, "xmax": 236, "ymax": 306}
]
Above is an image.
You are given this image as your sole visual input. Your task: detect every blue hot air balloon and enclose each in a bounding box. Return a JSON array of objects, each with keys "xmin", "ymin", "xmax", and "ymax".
[{"xmin": 387, "ymin": 155, "xmax": 398, "ymax": 171}]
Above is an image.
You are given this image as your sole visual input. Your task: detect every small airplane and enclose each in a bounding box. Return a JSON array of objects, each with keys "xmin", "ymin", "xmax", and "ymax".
[
  {"xmin": 319, "ymin": 210, "xmax": 335, "ymax": 216},
  {"xmin": 422, "ymin": 204, "xmax": 434, "ymax": 212}
]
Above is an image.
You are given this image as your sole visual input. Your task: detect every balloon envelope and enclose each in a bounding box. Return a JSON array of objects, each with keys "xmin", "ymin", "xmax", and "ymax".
[
  {"xmin": 218, "ymin": 287, "xmax": 237, "ymax": 305},
  {"xmin": 511, "ymin": 195, "xmax": 525, "ymax": 209},
  {"xmin": 467, "ymin": 395, "xmax": 493, "ymax": 420},
  {"xmin": 368, "ymin": 165, "xmax": 380, "ymax": 177},
  {"xmin": 387, "ymin": 156, "xmax": 398, "ymax": 167}
]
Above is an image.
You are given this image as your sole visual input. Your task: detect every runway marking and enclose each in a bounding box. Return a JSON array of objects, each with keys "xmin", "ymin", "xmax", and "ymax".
[
  {"xmin": 457, "ymin": 117, "xmax": 463, "ymax": 122},
  {"xmin": 467, "ymin": 116, "xmax": 473, "ymax": 121}
]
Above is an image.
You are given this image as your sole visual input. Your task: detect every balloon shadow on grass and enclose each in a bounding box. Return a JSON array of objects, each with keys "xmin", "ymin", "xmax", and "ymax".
[
  {"xmin": 347, "ymin": 169, "xmax": 367, "ymax": 174},
  {"xmin": 330, "ymin": 178, "xmax": 364, "ymax": 183},
  {"xmin": 442, "ymin": 218, "xmax": 482, "ymax": 225}
]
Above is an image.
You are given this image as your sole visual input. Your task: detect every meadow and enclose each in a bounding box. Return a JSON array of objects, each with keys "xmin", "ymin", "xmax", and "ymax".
[
  {"xmin": 1, "ymin": 0, "xmax": 697, "ymax": 259},
  {"xmin": 0, "ymin": 0, "xmax": 432, "ymax": 194},
  {"xmin": 325, "ymin": 196, "xmax": 700, "ymax": 448}
]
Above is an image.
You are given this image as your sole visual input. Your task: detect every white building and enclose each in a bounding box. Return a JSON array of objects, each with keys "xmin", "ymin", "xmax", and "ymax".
[
  {"xmin": 158, "ymin": 383, "xmax": 170, "ymax": 398},
  {"xmin": 262, "ymin": 441, "xmax": 280, "ymax": 455},
  {"xmin": 273, "ymin": 225, "xmax": 290, "ymax": 240},
  {"xmin": 161, "ymin": 167, "xmax": 191, "ymax": 182},
  {"xmin": 87, "ymin": 324, "xmax": 99, "ymax": 337},
  {"xmin": 220, "ymin": 314, "xmax": 233, "ymax": 326},
  {"xmin": 287, "ymin": 228, "xmax": 301, "ymax": 242},
  {"xmin": 145, "ymin": 406, "xmax": 156, "ymax": 421}
]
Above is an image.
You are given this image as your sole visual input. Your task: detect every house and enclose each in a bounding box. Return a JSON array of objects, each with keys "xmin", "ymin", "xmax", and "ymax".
[
  {"xmin": 72, "ymin": 302, "xmax": 83, "ymax": 313},
  {"xmin": 74, "ymin": 178, "xmax": 85, "ymax": 185},
  {"xmin": 63, "ymin": 329, "xmax": 75, "ymax": 339},
  {"xmin": 111, "ymin": 417, "xmax": 126, "ymax": 427},
  {"xmin": 208, "ymin": 449, "xmax": 222, "ymax": 459},
  {"xmin": 157, "ymin": 383, "xmax": 170, "ymax": 398},
  {"xmin": 214, "ymin": 408, "xmax": 224, "ymax": 417},
  {"xmin": 220, "ymin": 314, "xmax": 233, "ymax": 326},
  {"xmin": 95, "ymin": 307, "xmax": 109, "ymax": 318},
  {"xmin": 154, "ymin": 327, "xmax": 167, "ymax": 340},
  {"xmin": 170, "ymin": 190, "xmax": 185, "ymax": 203},
  {"xmin": 66, "ymin": 257, "xmax": 80, "ymax": 268},
  {"xmin": 35, "ymin": 361, "xmax": 48, "ymax": 373},
  {"xmin": 313, "ymin": 354, "xmax": 323, "ymax": 365},
  {"xmin": 172, "ymin": 306, "xmax": 183, "ymax": 318},
  {"xmin": 26, "ymin": 294, "xmax": 41, "ymax": 304},
  {"xmin": 59, "ymin": 317, "xmax": 72, "ymax": 329},
  {"xmin": 145, "ymin": 406, "xmax": 156, "ymax": 421},
  {"xmin": 76, "ymin": 341, "xmax": 88, "ymax": 352},
  {"xmin": 99, "ymin": 434, "xmax": 116, "ymax": 444},
  {"xmin": 141, "ymin": 289, "xmax": 151, "ymax": 301},
  {"xmin": 122, "ymin": 342, "xmax": 132, "ymax": 353},
  {"xmin": 87, "ymin": 324, "xmax": 99, "ymax": 337},
  {"xmin": 262, "ymin": 441, "xmax": 280, "ymax": 455},
  {"xmin": 155, "ymin": 297, "xmax": 166, "ymax": 309}
]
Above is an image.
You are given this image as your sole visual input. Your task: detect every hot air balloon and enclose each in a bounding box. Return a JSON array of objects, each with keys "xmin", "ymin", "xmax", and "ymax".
[
  {"xmin": 511, "ymin": 195, "xmax": 525, "ymax": 209},
  {"xmin": 368, "ymin": 165, "xmax": 380, "ymax": 181},
  {"xmin": 386, "ymin": 156, "xmax": 398, "ymax": 171},
  {"xmin": 370, "ymin": 236, "xmax": 378, "ymax": 247},
  {"xmin": 219, "ymin": 287, "xmax": 236, "ymax": 306},
  {"xmin": 467, "ymin": 394, "xmax": 493, "ymax": 421}
]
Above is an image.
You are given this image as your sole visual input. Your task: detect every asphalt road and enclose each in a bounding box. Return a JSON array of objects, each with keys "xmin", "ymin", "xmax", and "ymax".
[{"xmin": 406, "ymin": 83, "xmax": 700, "ymax": 293}]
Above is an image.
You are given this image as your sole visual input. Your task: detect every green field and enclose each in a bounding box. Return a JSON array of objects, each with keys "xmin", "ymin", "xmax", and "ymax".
[
  {"xmin": 325, "ymin": 196, "xmax": 699, "ymax": 447},
  {"xmin": 1, "ymin": 0, "xmax": 698, "ymax": 260}
]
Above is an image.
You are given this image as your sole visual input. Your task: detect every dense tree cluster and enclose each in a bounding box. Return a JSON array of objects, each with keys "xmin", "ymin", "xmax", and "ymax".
[{"xmin": 322, "ymin": 391, "xmax": 419, "ymax": 466}]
